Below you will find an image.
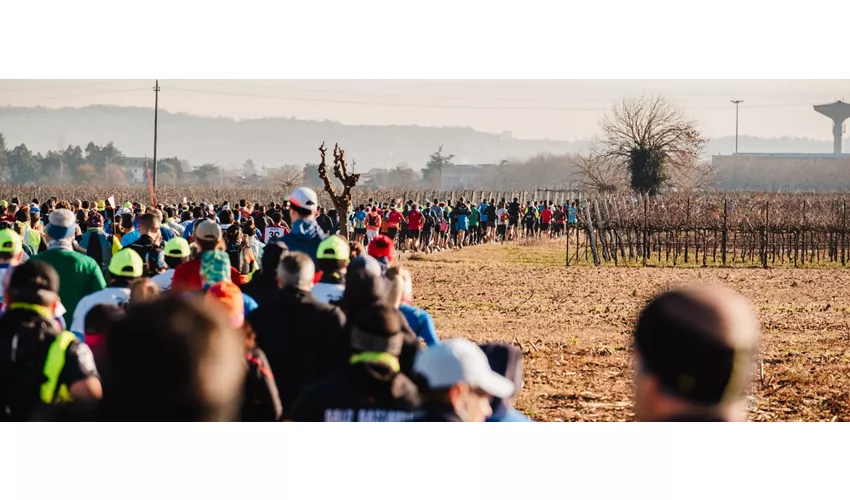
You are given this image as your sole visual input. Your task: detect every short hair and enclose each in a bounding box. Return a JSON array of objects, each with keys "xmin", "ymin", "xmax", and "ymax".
[
  {"xmin": 104, "ymin": 296, "xmax": 245, "ymax": 421},
  {"xmin": 270, "ymin": 211, "xmax": 282, "ymax": 225},
  {"xmin": 139, "ymin": 213, "xmax": 159, "ymax": 233},
  {"xmin": 85, "ymin": 303, "xmax": 124, "ymax": 335},
  {"xmin": 277, "ymin": 252, "xmax": 315, "ymax": 290},
  {"xmin": 261, "ymin": 242, "xmax": 288, "ymax": 271},
  {"xmin": 219, "ymin": 210, "xmax": 234, "ymax": 225}
]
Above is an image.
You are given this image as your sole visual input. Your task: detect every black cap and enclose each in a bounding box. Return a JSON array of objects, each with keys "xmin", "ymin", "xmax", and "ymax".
[
  {"xmin": 349, "ymin": 304, "xmax": 403, "ymax": 356},
  {"xmin": 635, "ymin": 290, "xmax": 755, "ymax": 405}
]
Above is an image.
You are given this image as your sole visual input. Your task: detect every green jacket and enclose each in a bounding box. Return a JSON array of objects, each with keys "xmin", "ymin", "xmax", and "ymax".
[{"xmin": 31, "ymin": 249, "xmax": 107, "ymax": 326}]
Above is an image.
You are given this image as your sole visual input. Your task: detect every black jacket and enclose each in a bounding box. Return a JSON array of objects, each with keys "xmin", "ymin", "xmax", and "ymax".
[
  {"xmin": 247, "ymin": 287, "xmax": 348, "ymax": 411},
  {"xmin": 241, "ymin": 347, "xmax": 283, "ymax": 422},
  {"xmin": 239, "ymin": 271, "xmax": 280, "ymax": 311},
  {"xmin": 414, "ymin": 403, "xmax": 464, "ymax": 422},
  {"xmin": 288, "ymin": 361, "xmax": 421, "ymax": 422}
]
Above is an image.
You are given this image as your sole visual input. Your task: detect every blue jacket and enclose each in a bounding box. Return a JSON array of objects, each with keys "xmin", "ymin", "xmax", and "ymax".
[
  {"xmin": 280, "ymin": 218, "xmax": 326, "ymax": 264},
  {"xmin": 400, "ymin": 304, "xmax": 440, "ymax": 347},
  {"xmin": 488, "ymin": 405, "xmax": 533, "ymax": 422}
]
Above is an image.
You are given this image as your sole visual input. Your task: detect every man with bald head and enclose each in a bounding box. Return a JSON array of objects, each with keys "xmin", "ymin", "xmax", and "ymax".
[{"xmin": 633, "ymin": 285, "xmax": 760, "ymax": 422}]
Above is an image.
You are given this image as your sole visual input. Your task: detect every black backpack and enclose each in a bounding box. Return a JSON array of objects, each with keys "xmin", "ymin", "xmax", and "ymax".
[
  {"xmin": 0, "ymin": 312, "xmax": 60, "ymax": 422},
  {"xmin": 227, "ymin": 241, "xmax": 251, "ymax": 275}
]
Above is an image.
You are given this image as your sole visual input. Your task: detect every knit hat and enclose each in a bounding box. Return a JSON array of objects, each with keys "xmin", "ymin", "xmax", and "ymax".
[
  {"xmin": 46, "ymin": 209, "xmax": 76, "ymax": 241},
  {"xmin": 368, "ymin": 235, "xmax": 394, "ymax": 262},
  {"xmin": 349, "ymin": 304, "xmax": 404, "ymax": 357},
  {"xmin": 205, "ymin": 281, "xmax": 244, "ymax": 328},
  {"xmin": 87, "ymin": 212, "xmax": 104, "ymax": 228},
  {"xmin": 200, "ymin": 250, "xmax": 231, "ymax": 286}
]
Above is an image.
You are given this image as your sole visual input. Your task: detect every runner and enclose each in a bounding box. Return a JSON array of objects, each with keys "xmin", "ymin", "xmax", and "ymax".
[
  {"xmin": 386, "ymin": 204, "xmax": 403, "ymax": 245},
  {"xmin": 263, "ymin": 210, "xmax": 289, "ymax": 243},
  {"xmin": 420, "ymin": 203, "xmax": 437, "ymax": 253},
  {"xmin": 31, "ymin": 209, "xmax": 107, "ymax": 326},
  {"xmin": 480, "ymin": 343, "xmax": 533, "ymax": 422},
  {"xmin": 469, "ymin": 202, "xmax": 480, "ymax": 246},
  {"xmin": 478, "ymin": 199, "xmax": 489, "ymax": 243},
  {"xmin": 507, "ymin": 198, "xmax": 521, "ymax": 241},
  {"xmin": 171, "ymin": 220, "xmax": 244, "ymax": 293},
  {"xmin": 405, "ymin": 202, "xmax": 424, "ymax": 252},
  {"xmin": 539, "ymin": 203, "xmax": 553, "ymax": 240},
  {"xmin": 634, "ymin": 286, "xmax": 760, "ymax": 422},
  {"xmin": 496, "ymin": 202, "xmax": 509, "ymax": 243},
  {"xmin": 364, "ymin": 206, "xmax": 382, "ymax": 246},
  {"xmin": 0, "ymin": 260, "xmax": 102, "ymax": 421},
  {"xmin": 312, "ymin": 235, "xmax": 350, "ymax": 304},
  {"xmin": 413, "ymin": 338, "xmax": 515, "ymax": 422},
  {"xmin": 553, "ymin": 204, "xmax": 567, "ymax": 238},
  {"xmin": 151, "ymin": 237, "xmax": 191, "ymax": 292},
  {"xmin": 568, "ymin": 201, "xmax": 578, "ymax": 237},
  {"xmin": 280, "ymin": 188, "xmax": 326, "ymax": 264},
  {"xmin": 79, "ymin": 212, "xmax": 122, "ymax": 276},
  {"xmin": 247, "ymin": 252, "xmax": 347, "ymax": 412},
  {"xmin": 287, "ymin": 304, "xmax": 421, "ymax": 422},
  {"xmin": 353, "ymin": 204, "xmax": 368, "ymax": 245},
  {"xmin": 224, "ymin": 224, "xmax": 258, "ymax": 278},
  {"xmin": 70, "ymin": 248, "xmax": 145, "ymax": 336},
  {"xmin": 240, "ymin": 242, "xmax": 288, "ymax": 310}
]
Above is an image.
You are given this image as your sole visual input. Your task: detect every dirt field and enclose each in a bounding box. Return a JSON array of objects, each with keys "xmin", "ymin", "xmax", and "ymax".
[{"xmin": 403, "ymin": 240, "xmax": 850, "ymax": 422}]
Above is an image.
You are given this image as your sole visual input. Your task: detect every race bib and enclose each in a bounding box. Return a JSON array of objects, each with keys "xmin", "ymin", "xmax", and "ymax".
[{"xmin": 265, "ymin": 227, "xmax": 285, "ymax": 241}]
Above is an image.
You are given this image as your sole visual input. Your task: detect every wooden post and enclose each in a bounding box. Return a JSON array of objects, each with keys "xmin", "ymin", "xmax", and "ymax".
[
  {"xmin": 583, "ymin": 201, "xmax": 600, "ymax": 266},
  {"xmin": 643, "ymin": 195, "xmax": 648, "ymax": 266},
  {"xmin": 593, "ymin": 199, "xmax": 610, "ymax": 262},
  {"xmin": 684, "ymin": 197, "xmax": 690, "ymax": 264},
  {"xmin": 722, "ymin": 198, "xmax": 728, "ymax": 266}
]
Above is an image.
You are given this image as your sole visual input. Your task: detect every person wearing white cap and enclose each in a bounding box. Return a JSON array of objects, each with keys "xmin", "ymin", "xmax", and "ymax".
[
  {"xmin": 278, "ymin": 187, "xmax": 327, "ymax": 265},
  {"xmin": 413, "ymin": 338, "xmax": 515, "ymax": 422}
]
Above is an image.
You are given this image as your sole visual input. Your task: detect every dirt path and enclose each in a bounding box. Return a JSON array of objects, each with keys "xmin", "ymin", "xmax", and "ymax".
[{"xmin": 402, "ymin": 241, "xmax": 850, "ymax": 421}]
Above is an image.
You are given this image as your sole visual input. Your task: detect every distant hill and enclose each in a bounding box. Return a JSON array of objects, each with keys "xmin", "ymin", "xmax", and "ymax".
[
  {"xmin": 0, "ymin": 105, "xmax": 588, "ymax": 171},
  {"xmin": 1, "ymin": 105, "xmax": 844, "ymax": 170}
]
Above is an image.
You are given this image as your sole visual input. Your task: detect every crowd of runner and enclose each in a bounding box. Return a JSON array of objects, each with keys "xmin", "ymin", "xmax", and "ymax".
[{"xmin": 0, "ymin": 188, "xmax": 760, "ymax": 422}]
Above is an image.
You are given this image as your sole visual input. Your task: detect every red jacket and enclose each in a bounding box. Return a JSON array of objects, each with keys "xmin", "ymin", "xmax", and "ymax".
[{"xmin": 171, "ymin": 257, "xmax": 245, "ymax": 294}]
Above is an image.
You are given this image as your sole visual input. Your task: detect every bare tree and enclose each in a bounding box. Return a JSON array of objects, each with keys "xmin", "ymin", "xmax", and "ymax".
[
  {"xmin": 316, "ymin": 143, "xmax": 359, "ymax": 237},
  {"xmin": 600, "ymin": 96, "xmax": 705, "ymax": 194},
  {"xmin": 268, "ymin": 165, "xmax": 304, "ymax": 191},
  {"xmin": 667, "ymin": 152, "xmax": 717, "ymax": 192},
  {"xmin": 572, "ymin": 150, "xmax": 628, "ymax": 193}
]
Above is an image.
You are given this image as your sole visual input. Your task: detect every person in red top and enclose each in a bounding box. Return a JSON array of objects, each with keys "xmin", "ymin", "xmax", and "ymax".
[
  {"xmin": 405, "ymin": 203, "xmax": 424, "ymax": 252},
  {"xmin": 386, "ymin": 205, "xmax": 403, "ymax": 242},
  {"xmin": 171, "ymin": 220, "xmax": 245, "ymax": 293},
  {"xmin": 539, "ymin": 205, "xmax": 553, "ymax": 240},
  {"xmin": 365, "ymin": 207, "xmax": 382, "ymax": 245}
]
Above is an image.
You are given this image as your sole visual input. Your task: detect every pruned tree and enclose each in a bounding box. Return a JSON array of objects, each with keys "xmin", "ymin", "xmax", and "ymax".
[
  {"xmin": 572, "ymin": 151, "xmax": 627, "ymax": 193},
  {"xmin": 668, "ymin": 151, "xmax": 717, "ymax": 192},
  {"xmin": 317, "ymin": 143, "xmax": 359, "ymax": 237},
  {"xmin": 600, "ymin": 96, "xmax": 706, "ymax": 195}
]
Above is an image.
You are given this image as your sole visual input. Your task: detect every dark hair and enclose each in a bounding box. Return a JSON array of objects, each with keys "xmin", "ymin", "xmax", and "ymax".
[
  {"xmin": 5, "ymin": 260, "xmax": 60, "ymax": 306},
  {"xmin": 260, "ymin": 242, "xmax": 288, "ymax": 273},
  {"xmin": 103, "ymin": 296, "xmax": 245, "ymax": 421},
  {"xmin": 219, "ymin": 210, "xmax": 234, "ymax": 225},
  {"xmin": 270, "ymin": 211, "xmax": 282, "ymax": 225},
  {"xmin": 84, "ymin": 303, "xmax": 124, "ymax": 335}
]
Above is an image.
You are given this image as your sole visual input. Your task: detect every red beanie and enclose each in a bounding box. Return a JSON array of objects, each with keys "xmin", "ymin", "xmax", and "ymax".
[{"xmin": 368, "ymin": 235, "xmax": 394, "ymax": 261}]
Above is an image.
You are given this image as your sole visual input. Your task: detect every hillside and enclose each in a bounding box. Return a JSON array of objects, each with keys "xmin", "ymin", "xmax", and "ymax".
[{"xmin": 0, "ymin": 105, "xmax": 586, "ymax": 170}]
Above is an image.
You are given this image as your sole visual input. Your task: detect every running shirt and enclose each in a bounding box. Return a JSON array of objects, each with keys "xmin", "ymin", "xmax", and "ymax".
[
  {"xmin": 507, "ymin": 202, "xmax": 520, "ymax": 218},
  {"xmin": 366, "ymin": 212, "xmax": 382, "ymax": 231},
  {"xmin": 478, "ymin": 203, "xmax": 489, "ymax": 222},
  {"xmin": 541, "ymin": 208, "xmax": 553, "ymax": 224},
  {"xmin": 354, "ymin": 210, "xmax": 367, "ymax": 229},
  {"xmin": 387, "ymin": 210, "xmax": 403, "ymax": 229},
  {"xmin": 568, "ymin": 206, "xmax": 577, "ymax": 223},
  {"xmin": 70, "ymin": 287, "xmax": 131, "ymax": 335},
  {"xmin": 407, "ymin": 210, "xmax": 424, "ymax": 231},
  {"xmin": 496, "ymin": 208, "xmax": 508, "ymax": 225},
  {"xmin": 152, "ymin": 269, "xmax": 176, "ymax": 292},
  {"xmin": 469, "ymin": 207, "xmax": 480, "ymax": 227}
]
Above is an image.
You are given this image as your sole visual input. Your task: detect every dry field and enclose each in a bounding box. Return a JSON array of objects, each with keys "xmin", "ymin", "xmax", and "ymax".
[{"xmin": 403, "ymin": 240, "xmax": 850, "ymax": 422}]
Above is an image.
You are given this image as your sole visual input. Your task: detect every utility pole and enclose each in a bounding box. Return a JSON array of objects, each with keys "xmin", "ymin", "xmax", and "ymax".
[
  {"xmin": 152, "ymin": 80, "xmax": 160, "ymax": 188},
  {"xmin": 731, "ymin": 100, "xmax": 743, "ymax": 154}
]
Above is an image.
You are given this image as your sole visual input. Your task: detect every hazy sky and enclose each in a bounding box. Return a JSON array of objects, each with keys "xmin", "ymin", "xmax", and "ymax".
[{"xmin": 1, "ymin": 80, "xmax": 847, "ymax": 142}]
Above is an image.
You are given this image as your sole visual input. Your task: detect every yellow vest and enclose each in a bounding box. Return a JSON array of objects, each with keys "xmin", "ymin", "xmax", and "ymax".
[{"xmin": 8, "ymin": 303, "xmax": 76, "ymax": 403}]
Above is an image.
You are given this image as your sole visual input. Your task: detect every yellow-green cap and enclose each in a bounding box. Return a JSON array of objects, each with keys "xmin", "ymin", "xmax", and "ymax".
[
  {"xmin": 164, "ymin": 237, "xmax": 191, "ymax": 258},
  {"xmin": 317, "ymin": 235, "xmax": 350, "ymax": 261},
  {"xmin": 0, "ymin": 201, "xmax": 7, "ymax": 208},
  {"xmin": 0, "ymin": 228, "xmax": 23, "ymax": 255},
  {"xmin": 109, "ymin": 248, "xmax": 144, "ymax": 278},
  {"xmin": 97, "ymin": 200, "xmax": 106, "ymax": 210}
]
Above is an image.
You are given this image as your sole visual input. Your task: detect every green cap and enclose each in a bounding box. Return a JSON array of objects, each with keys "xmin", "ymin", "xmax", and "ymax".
[
  {"xmin": 109, "ymin": 248, "xmax": 144, "ymax": 278},
  {"xmin": 317, "ymin": 235, "xmax": 350, "ymax": 261},
  {"xmin": 0, "ymin": 201, "xmax": 7, "ymax": 208},
  {"xmin": 164, "ymin": 237, "xmax": 191, "ymax": 258},
  {"xmin": 0, "ymin": 228, "xmax": 23, "ymax": 255},
  {"xmin": 123, "ymin": 202, "xmax": 132, "ymax": 209}
]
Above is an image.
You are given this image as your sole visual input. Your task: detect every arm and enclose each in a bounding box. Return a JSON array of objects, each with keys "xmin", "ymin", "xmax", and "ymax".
[
  {"xmin": 62, "ymin": 342, "xmax": 103, "ymax": 402},
  {"xmin": 417, "ymin": 310, "xmax": 440, "ymax": 347}
]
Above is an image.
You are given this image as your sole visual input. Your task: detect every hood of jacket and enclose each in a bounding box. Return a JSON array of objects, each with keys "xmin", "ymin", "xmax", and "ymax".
[{"xmin": 289, "ymin": 218, "xmax": 323, "ymax": 242}]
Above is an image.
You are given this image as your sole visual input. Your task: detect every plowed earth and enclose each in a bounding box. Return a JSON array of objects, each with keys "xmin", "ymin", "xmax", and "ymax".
[{"xmin": 402, "ymin": 240, "xmax": 850, "ymax": 421}]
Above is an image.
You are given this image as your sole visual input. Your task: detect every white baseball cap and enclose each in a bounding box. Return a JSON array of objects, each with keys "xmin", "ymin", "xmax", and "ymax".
[
  {"xmin": 414, "ymin": 338, "xmax": 515, "ymax": 399},
  {"xmin": 289, "ymin": 187, "xmax": 319, "ymax": 214}
]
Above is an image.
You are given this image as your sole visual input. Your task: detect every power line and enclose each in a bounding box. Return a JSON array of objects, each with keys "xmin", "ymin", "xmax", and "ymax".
[
  {"xmin": 7, "ymin": 87, "xmax": 150, "ymax": 102},
  {"xmin": 165, "ymin": 85, "xmax": 821, "ymax": 112}
]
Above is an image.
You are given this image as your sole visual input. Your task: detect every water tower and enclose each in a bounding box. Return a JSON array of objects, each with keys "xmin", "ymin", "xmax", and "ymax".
[{"xmin": 814, "ymin": 100, "xmax": 850, "ymax": 154}]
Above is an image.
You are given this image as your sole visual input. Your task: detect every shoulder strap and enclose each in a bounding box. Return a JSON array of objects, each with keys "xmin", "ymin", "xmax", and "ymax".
[{"xmin": 40, "ymin": 331, "xmax": 76, "ymax": 404}]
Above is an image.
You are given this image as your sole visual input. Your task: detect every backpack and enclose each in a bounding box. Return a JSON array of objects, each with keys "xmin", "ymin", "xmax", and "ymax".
[
  {"xmin": 0, "ymin": 312, "xmax": 67, "ymax": 421},
  {"xmin": 227, "ymin": 241, "xmax": 252, "ymax": 275}
]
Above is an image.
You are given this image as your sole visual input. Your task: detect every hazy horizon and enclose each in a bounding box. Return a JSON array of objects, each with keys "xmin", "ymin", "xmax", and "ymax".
[{"xmin": 1, "ymin": 80, "xmax": 848, "ymax": 143}]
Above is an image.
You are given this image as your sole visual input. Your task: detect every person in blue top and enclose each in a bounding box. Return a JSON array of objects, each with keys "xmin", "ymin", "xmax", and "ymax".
[
  {"xmin": 451, "ymin": 198, "xmax": 471, "ymax": 250},
  {"xmin": 480, "ymin": 343, "xmax": 533, "ymax": 422},
  {"xmin": 568, "ymin": 201, "xmax": 578, "ymax": 237},
  {"xmin": 353, "ymin": 205, "xmax": 368, "ymax": 245},
  {"xmin": 278, "ymin": 187, "xmax": 326, "ymax": 265},
  {"xmin": 386, "ymin": 266, "xmax": 440, "ymax": 347}
]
